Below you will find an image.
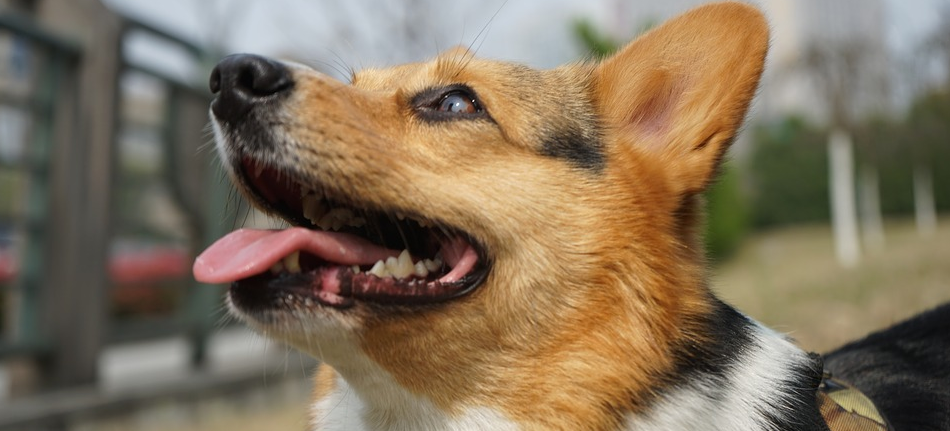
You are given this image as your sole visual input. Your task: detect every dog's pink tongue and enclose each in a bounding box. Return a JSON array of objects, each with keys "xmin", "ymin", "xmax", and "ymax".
[{"xmin": 193, "ymin": 228, "xmax": 400, "ymax": 284}]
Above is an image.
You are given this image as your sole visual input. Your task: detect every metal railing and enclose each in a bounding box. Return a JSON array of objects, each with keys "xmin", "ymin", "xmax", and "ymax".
[
  {"xmin": 0, "ymin": 11, "xmax": 81, "ymax": 361},
  {"xmin": 0, "ymin": 8, "xmax": 238, "ymax": 394}
]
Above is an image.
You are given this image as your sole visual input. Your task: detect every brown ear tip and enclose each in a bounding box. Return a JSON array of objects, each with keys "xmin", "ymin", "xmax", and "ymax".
[{"xmin": 700, "ymin": 1, "xmax": 770, "ymax": 32}]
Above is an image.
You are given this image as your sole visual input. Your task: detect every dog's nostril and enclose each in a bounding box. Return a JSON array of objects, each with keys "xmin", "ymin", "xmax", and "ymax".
[
  {"xmin": 232, "ymin": 55, "xmax": 292, "ymax": 97},
  {"xmin": 209, "ymin": 67, "xmax": 222, "ymax": 94},
  {"xmin": 210, "ymin": 54, "xmax": 293, "ymax": 121}
]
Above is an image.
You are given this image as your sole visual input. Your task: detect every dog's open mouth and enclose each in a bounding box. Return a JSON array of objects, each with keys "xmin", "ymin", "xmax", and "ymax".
[{"xmin": 193, "ymin": 157, "xmax": 489, "ymax": 309}]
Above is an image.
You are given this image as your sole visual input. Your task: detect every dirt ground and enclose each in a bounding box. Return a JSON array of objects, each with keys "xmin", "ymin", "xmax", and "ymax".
[
  {"xmin": 715, "ymin": 217, "xmax": 950, "ymax": 352},
  {"xmin": 178, "ymin": 217, "xmax": 950, "ymax": 431}
]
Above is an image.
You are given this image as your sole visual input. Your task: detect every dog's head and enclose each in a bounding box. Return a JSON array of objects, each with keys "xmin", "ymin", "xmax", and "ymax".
[{"xmin": 195, "ymin": 2, "xmax": 768, "ymax": 426}]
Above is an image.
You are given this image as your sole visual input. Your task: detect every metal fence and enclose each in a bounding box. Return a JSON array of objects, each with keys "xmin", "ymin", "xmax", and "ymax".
[
  {"xmin": 0, "ymin": 11, "xmax": 82, "ymax": 363},
  {"xmin": 0, "ymin": 7, "xmax": 236, "ymax": 399}
]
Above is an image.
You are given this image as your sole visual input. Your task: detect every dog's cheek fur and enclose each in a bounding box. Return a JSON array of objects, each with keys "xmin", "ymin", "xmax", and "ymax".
[{"xmin": 349, "ymin": 150, "xmax": 708, "ymax": 429}]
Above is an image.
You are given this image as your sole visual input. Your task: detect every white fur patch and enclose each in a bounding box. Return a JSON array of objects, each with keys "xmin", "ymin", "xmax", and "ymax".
[
  {"xmin": 311, "ymin": 373, "xmax": 519, "ymax": 431},
  {"xmin": 625, "ymin": 322, "xmax": 812, "ymax": 431}
]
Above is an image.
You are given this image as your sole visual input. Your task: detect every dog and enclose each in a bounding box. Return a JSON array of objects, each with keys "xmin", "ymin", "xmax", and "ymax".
[{"xmin": 193, "ymin": 2, "xmax": 950, "ymax": 430}]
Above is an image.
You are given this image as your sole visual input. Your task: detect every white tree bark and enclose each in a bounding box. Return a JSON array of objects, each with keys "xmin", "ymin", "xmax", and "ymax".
[
  {"xmin": 913, "ymin": 164, "xmax": 938, "ymax": 237},
  {"xmin": 858, "ymin": 163, "xmax": 885, "ymax": 252},
  {"xmin": 829, "ymin": 129, "xmax": 861, "ymax": 267}
]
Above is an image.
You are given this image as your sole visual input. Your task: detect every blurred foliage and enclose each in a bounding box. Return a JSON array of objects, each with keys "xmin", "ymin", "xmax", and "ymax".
[
  {"xmin": 748, "ymin": 88, "xmax": 950, "ymax": 228},
  {"xmin": 747, "ymin": 116, "xmax": 830, "ymax": 228},
  {"xmin": 705, "ymin": 163, "xmax": 748, "ymax": 262},
  {"xmin": 573, "ymin": 19, "xmax": 618, "ymax": 58}
]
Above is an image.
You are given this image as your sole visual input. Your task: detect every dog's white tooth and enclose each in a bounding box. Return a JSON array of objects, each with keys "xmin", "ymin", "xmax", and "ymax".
[
  {"xmin": 304, "ymin": 194, "xmax": 324, "ymax": 216},
  {"xmin": 368, "ymin": 260, "xmax": 387, "ymax": 278},
  {"xmin": 319, "ymin": 208, "xmax": 353, "ymax": 231},
  {"xmin": 302, "ymin": 195, "xmax": 319, "ymax": 224},
  {"xmin": 422, "ymin": 257, "xmax": 442, "ymax": 272},
  {"xmin": 283, "ymin": 251, "xmax": 301, "ymax": 273},
  {"xmin": 384, "ymin": 256, "xmax": 399, "ymax": 273},
  {"xmin": 414, "ymin": 261, "xmax": 429, "ymax": 277},
  {"xmin": 417, "ymin": 219, "xmax": 431, "ymax": 228},
  {"xmin": 317, "ymin": 213, "xmax": 335, "ymax": 231},
  {"xmin": 390, "ymin": 250, "xmax": 414, "ymax": 279},
  {"xmin": 347, "ymin": 217, "xmax": 366, "ymax": 228},
  {"xmin": 270, "ymin": 261, "xmax": 285, "ymax": 274},
  {"xmin": 398, "ymin": 249, "xmax": 412, "ymax": 264},
  {"xmin": 351, "ymin": 265, "xmax": 361, "ymax": 274},
  {"xmin": 331, "ymin": 218, "xmax": 344, "ymax": 231},
  {"xmin": 395, "ymin": 212, "xmax": 406, "ymax": 221}
]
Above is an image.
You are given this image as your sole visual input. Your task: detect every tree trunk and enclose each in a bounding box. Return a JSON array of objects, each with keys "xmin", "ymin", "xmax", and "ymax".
[
  {"xmin": 829, "ymin": 129, "xmax": 861, "ymax": 267},
  {"xmin": 858, "ymin": 163, "xmax": 885, "ymax": 252},
  {"xmin": 913, "ymin": 164, "xmax": 938, "ymax": 237}
]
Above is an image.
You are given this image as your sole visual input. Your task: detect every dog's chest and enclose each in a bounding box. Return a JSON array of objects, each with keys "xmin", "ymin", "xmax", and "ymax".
[{"xmin": 310, "ymin": 375, "xmax": 520, "ymax": 431}]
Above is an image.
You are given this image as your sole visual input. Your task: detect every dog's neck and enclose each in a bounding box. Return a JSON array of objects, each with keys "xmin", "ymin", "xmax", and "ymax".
[
  {"xmin": 308, "ymin": 299, "xmax": 828, "ymax": 431},
  {"xmin": 626, "ymin": 299, "xmax": 828, "ymax": 431}
]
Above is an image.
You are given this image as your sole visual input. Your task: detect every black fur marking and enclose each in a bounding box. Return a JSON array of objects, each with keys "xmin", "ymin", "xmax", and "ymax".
[
  {"xmin": 647, "ymin": 298, "xmax": 829, "ymax": 431},
  {"xmin": 673, "ymin": 298, "xmax": 755, "ymax": 382},
  {"xmin": 823, "ymin": 302, "xmax": 950, "ymax": 431},
  {"xmin": 539, "ymin": 128, "xmax": 605, "ymax": 173}
]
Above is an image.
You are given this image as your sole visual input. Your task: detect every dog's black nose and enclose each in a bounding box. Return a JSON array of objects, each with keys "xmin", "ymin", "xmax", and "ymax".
[{"xmin": 209, "ymin": 54, "xmax": 293, "ymax": 122}]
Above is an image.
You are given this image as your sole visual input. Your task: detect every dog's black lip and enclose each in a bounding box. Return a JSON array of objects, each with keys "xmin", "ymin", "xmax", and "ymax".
[
  {"xmin": 228, "ymin": 154, "xmax": 494, "ymax": 308},
  {"xmin": 229, "ymin": 256, "xmax": 491, "ymax": 314}
]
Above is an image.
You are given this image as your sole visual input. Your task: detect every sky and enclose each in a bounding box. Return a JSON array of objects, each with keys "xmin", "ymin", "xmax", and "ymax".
[
  {"xmin": 101, "ymin": 0, "xmax": 949, "ymax": 123},
  {"xmin": 104, "ymin": 0, "xmax": 947, "ymax": 78}
]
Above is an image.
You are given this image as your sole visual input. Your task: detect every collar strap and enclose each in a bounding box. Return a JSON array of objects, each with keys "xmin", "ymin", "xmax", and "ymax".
[{"xmin": 818, "ymin": 373, "xmax": 893, "ymax": 431}]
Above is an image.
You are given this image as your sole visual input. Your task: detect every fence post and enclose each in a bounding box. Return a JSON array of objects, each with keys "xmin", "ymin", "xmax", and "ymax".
[
  {"xmin": 163, "ymin": 83, "xmax": 226, "ymax": 368},
  {"xmin": 37, "ymin": 0, "xmax": 122, "ymax": 389}
]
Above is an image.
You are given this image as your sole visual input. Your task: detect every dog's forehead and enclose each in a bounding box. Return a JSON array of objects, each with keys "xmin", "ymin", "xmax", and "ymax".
[{"xmin": 351, "ymin": 53, "xmax": 540, "ymax": 94}]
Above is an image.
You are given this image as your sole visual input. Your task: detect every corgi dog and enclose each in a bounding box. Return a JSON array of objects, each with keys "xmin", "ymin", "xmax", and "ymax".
[{"xmin": 194, "ymin": 2, "xmax": 950, "ymax": 430}]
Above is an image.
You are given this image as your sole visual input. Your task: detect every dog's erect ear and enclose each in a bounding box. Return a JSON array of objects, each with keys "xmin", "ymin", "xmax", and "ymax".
[{"xmin": 593, "ymin": 2, "xmax": 769, "ymax": 195}]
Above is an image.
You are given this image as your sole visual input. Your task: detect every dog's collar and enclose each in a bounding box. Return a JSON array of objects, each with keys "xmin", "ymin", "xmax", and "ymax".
[{"xmin": 818, "ymin": 372, "xmax": 893, "ymax": 431}]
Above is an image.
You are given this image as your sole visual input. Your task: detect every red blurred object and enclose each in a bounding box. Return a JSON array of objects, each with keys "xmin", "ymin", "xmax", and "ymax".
[
  {"xmin": 0, "ymin": 249, "xmax": 17, "ymax": 283},
  {"xmin": 108, "ymin": 248, "xmax": 190, "ymax": 285},
  {"xmin": 0, "ymin": 247, "xmax": 191, "ymax": 285}
]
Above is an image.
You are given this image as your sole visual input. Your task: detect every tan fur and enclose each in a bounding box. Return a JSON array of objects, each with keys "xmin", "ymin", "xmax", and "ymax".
[
  {"xmin": 232, "ymin": 2, "xmax": 768, "ymax": 429},
  {"xmin": 312, "ymin": 363, "xmax": 337, "ymax": 403}
]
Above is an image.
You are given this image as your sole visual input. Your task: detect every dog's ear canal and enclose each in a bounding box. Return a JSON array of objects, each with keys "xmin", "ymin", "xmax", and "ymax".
[{"xmin": 592, "ymin": 3, "xmax": 769, "ymax": 195}]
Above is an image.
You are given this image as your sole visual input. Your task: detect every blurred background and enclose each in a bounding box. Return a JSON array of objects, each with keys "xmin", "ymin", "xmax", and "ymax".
[{"xmin": 0, "ymin": 0, "xmax": 947, "ymax": 429}]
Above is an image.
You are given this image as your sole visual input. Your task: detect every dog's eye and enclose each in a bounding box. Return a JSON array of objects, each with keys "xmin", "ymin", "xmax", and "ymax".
[
  {"xmin": 412, "ymin": 85, "xmax": 490, "ymax": 122},
  {"xmin": 438, "ymin": 91, "xmax": 479, "ymax": 114}
]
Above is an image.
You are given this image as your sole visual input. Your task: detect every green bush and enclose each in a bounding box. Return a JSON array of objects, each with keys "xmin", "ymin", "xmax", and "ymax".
[
  {"xmin": 705, "ymin": 162, "xmax": 748, "ymax": 262},
  {"xmin": 748, "ymin": 117, "xmax": 830, "ymax": 228}
]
